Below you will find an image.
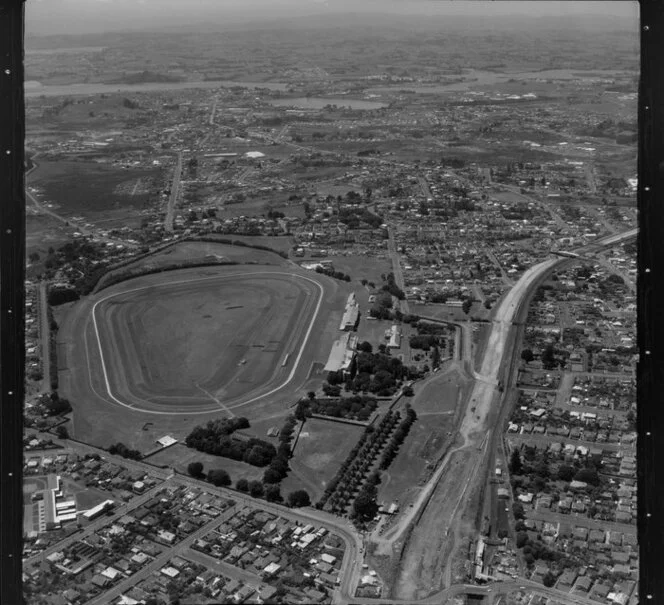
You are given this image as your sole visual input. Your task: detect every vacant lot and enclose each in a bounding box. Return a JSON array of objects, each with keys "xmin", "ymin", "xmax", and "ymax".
[{"xmin": 28, "ymin": 159, "xmax": 161, "ymax": 216}]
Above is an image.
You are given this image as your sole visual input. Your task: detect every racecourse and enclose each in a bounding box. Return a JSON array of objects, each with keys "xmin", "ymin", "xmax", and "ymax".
[
  {"xmin": 58, "ymin": 264, "xmax": 344, "ymax": 446},
  {"xmin": 89, "ymin": 270, "xmax": 322, "ymax": 414}
]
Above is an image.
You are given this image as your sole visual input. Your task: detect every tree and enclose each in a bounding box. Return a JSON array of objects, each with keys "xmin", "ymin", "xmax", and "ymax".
[
  {"xmin": 557, "ymin": 465, "xmax": 575, "ymax": 482},
  {"xmin": 249, "ymin": 480, "xmax": 264, "ymax": 498},
  {"xmin": 295, "ymin": 401, "xmax": 309, "ymax": 422},
  {"xmin": 574, "ymin": 467, "xmax": 600, "ymax": 486},
  {"xmin": 265, "ymin": 484, "xmax": 283, "ymax": 502},
  {"xmin": 462, "ymin": 299, "xmax": 472, "ymax": 315},
  {"xmin": 55, "ymin": 425, "xmax": 69, "ymax": 439},
  {"xmin": 187, "ymin": 461, "xmax": 204, "ymax": 478},
  {"xmin": 353, "ymin": 491, "xmax": 378, "ymax": 521},
  {"xmin": 263, "ymin": 467, "xmax": 283, "ymax": 484},
  {"xmin": 509, "ymin": 449, "xmax": 523, "ymax": 474},
  {"xmin": 541, "ymin": 344, "xmax": 556, "ymax": 368},
  {"xmin": 235, "ymin": 417, "xmax": 250, "ymax": 430},
  {"xmin": 288, "ymin": 489, "xmax": 311, "ymax": 508},
  {"xmin": 521, "ymin": 349, "xmax": 535, "ymax": 364},
  {"xmin": 207, "ymin": 469, "xmax": 231, "ymax": 487},
  {"xmin": 542, "ymin": 571, "xmax": 556, "ymax": 588},
  {"xmin": 516, "ymin": 531, "xmax": 529, "ymax": 548},
  {"xmin": 236, "ymin": 478, "xmax": 249, "ymax": 492},
  {"xmin": 359, "ymin": 341, "xmax": 373, "ymax": 353}
]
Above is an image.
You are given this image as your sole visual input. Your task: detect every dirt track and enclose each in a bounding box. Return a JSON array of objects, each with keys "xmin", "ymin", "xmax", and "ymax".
[{"xmin": 58, "ymin": 264, "xmax": 345, "ymax": 449}]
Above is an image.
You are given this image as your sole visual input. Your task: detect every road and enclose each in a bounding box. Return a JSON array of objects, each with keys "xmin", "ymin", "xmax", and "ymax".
[
  {"xmin": 595, "ymin": 254, "xmax": 635, "ymax": 291},
  {"xmin": 350, "ymin": 578, "xmax": 606, "ymax": 605},
  {"xmin": 485, "ymin": 249, "xmax": 513, "ymax": 285},
  {"xmin": 386, "ymin": 226, "xmax": 410, "ymax": 314},
  {"xmin": 526, "ymin": 510, "xmax": 636, "ymax": 535},
  {"xmin": 24, "ymin": 481, "xmax": 170, "ymax": 567},
  {"xmin": 27, "ymin": 431, "xmax": 363, "ymax": 602},
  {"xmin": 507, "ymin": 433, "xmax": 635, "ymax": 454},
  {"xmin": 164, "ymin": 151, "xmax": 183, "ymax": 232},
  {"xmin": 377, "ymin": 227, "xmax": 637, "ymax": 597},
  {"xmin": 86, "ymin": 504, "xmax": 241, "ymax": 605},
  {"xmin": 38, "ymin": 281, "xmax": 51, "ymax": 393}
]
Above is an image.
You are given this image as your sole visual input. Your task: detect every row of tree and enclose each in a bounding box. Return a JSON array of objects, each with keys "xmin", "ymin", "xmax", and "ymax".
[
  {"xmin": 318, "ymin": 410, "xmax": 401, "ymax": 515},
  {"xmin": 187, "ymin": 461, "xmax": 310, "ymax": 507},
  {"xmin": 314, "ymin": 265, "xmax": 352, "ymax": 282},
  {"xmin": 108, "ymin": 442, "xmax": 142, "ymax": 460},
  {"xmin": 379, "ymin": 405, "xmax": 417, "ymax": 470}
]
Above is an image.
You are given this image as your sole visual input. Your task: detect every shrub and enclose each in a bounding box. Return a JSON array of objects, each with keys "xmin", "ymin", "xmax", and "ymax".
[{"xmin": 207, "ymin": 469, "xmax": 231, "ymax": 487}]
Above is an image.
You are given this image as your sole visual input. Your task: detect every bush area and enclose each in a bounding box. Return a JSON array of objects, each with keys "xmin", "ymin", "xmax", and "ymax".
[
  {"xmin": 324, "ymin": 349, "xmax": 420, "ymax": 397},
  {"xmin": 108, "ymin": 442, "xmax": 142, "ymax": 460},
  {"xmin": 185, "ymin": 418, "xmax": 279, "ymax": 467},
  {"xmin": 369, "ymin": 273, "xmax": 405, "ymax": 320},
  {"xmin": 47, "ymin": 306, "xmax": 59, "ymax": 391},
  {"xmin": 302, "ymin": 394, "xmax": 378, "ymax": 422}
]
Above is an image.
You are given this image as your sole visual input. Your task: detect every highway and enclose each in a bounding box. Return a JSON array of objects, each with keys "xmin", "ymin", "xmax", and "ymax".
[{"xmin": 372, "ymin": 227, "xmax": 637, "ymax": 598}]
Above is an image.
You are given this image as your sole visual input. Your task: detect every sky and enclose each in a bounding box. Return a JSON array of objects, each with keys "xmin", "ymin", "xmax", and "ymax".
[{"xmin": 26, "ymin": 0, "xmax": 639, "ymax": 36}]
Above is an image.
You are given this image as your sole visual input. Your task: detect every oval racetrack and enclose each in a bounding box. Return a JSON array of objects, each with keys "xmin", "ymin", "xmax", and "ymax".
[{"xmin": 85, "ymin": 270, "xmax": 324, "ymax": 415}]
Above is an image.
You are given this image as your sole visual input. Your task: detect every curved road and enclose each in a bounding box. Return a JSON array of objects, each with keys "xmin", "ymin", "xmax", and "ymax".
[{"xmin": 370, "ymin": 228, "xmax": 637, "ymax": 595}]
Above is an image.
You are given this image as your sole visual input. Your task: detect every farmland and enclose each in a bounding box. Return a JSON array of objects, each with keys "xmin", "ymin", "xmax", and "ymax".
[{"xmin": 27, "ymin": 159, "xmax": 162, "ymax": 217}]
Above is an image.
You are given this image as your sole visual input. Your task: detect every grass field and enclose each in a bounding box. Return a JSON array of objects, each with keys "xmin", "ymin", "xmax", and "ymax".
[
  {"xmin": 286, "ymin": 417, "xmax": 365, "ymax": 501},
  {"xmin": 377, "ymin": 366, "xmax": 470, "ymax": 507},
  {"xmin": 128, "ymin": 240, "xmax": 289, "ymax": 269},
  {"xmin": 94, "ymin": 270, "xmax": 320, "ymax": 410},
  {"xmin": 28, "ymin": 159, "xmax": 162, "ymax": 216},
  {"xmin": 60, "ymin": 263, "xmax": 348, "ymax": 451},
  {"xmin": 319, "ymin": 254, "xmax": 392, "ymax": 285},
  {"xmin": 147, "ymin": 443, "xmax": 264, "ymax": 484}
]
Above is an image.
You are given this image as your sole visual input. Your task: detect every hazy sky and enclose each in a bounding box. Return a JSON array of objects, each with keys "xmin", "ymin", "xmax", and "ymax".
[{"xmin": 26, "ymin": 0, "xmax": 639, "ymax": 36}]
